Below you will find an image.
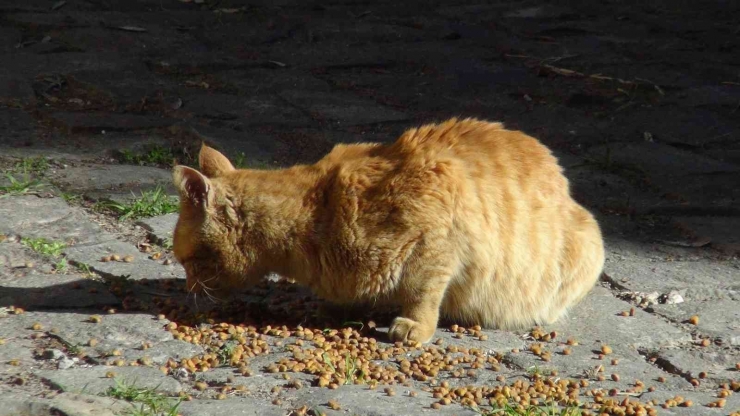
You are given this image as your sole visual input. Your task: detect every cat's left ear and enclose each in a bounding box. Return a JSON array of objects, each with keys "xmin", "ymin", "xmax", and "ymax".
[
  {"xmin": 173, "ymin": 165, "xmax": 213, "ymax": 210},
  {"xmin": 199, "ymin": 143, "xmax": 235, "ymax": 178}
]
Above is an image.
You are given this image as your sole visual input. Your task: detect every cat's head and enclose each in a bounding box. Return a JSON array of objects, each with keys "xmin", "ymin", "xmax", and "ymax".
[{"xmin": 171, "ymin": 144, "xmax": 253, "ymax": 300}]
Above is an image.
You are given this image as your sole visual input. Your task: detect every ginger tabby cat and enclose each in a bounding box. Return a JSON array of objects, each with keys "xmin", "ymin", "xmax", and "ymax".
[{"xmin": 172, "ymin": 117, "xmax": 605, "ymax": 343}]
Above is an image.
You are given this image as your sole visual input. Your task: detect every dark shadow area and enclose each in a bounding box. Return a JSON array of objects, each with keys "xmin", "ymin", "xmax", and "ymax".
[
  {"xmin": 1, "ymin": 0, "xmax": 738, "ymax": 253},
  {"xmin": 0, "ymin": 275, "xmax": 401, "ymax": 339}
]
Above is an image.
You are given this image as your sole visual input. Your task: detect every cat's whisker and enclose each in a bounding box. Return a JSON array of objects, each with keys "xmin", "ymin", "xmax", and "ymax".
[{"xmin": 199, "ymin": 283, "xmax": 222, "ymax": 304}]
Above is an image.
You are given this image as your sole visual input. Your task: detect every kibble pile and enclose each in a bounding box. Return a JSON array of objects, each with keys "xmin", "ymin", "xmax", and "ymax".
[{"xmin": 6, "ymin": 271, "xmax": 740, "ymax": 416}]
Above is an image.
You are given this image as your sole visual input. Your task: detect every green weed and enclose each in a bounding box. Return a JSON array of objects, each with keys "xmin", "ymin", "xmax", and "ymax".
[
  {"xmin": 98, "ymin": 187, "xmax": 178, "ymax": 220},
  {"xmin": 216, "ymin": 341, "xmax": 238, "ymax": 366},
  {"xmin": 232, "ymin": 152, "xmax": 274, "ymax": 170},
  {"xmin": 21, "ymin": 237, "xmax": 66, "ymax": 257},
  {"xmin": 16, "ymin": 156, "xmax": 49, "ymax": 174},
  {"xmin": 54, "ymin": 257, "xmax": 68, "ymax": 273},
  {"xmin": 76, "ymin": 262, "xmax": 96, "ymax": 277},
  {"xmin": 106, "ymin": 378, "xmax": 181, "ymax": 416},
  {"xmin": 0, "ymin": 173, "xmax": 42, "ymax": 197},
  {"xmin": 482, "ymin": 403, "xmax": 582, "ymax": 416},
  {"xmin": 120, "ymin": 145, "xmax": 174, "ymax": 166},
  {"xmin": 60, "ymin": 192, "xmax": 81, "ymax": 203}
]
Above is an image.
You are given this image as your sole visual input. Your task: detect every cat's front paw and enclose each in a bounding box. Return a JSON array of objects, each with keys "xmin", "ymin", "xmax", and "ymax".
[{"xmin": 388, "ymin": 317, "xmax": 435, "ymax": 344}]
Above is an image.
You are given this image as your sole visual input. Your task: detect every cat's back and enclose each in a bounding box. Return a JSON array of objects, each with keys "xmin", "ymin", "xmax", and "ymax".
[{"xmin": 385, "ymin": 118, "xmax": 567, "ymax": 199}]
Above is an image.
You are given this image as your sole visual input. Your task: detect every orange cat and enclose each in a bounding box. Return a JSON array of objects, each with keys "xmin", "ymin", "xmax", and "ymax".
[{"xmin": 172, "ymin": 117, "xmax": 605, "ymax": 343}]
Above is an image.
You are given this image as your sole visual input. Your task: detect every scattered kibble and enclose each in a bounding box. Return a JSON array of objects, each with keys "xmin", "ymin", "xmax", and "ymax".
[
  {"xmin": 105, "ymin": 371, "xmax": 116, "ymax": 378},
  {"xmin": 89, "ymin": 315, "xmax": 102, "ymax": 323},
  {"xmin": 31, "ymin": 322, "xmax": 42, "ymax": 330},
  {"xmin": 688, "ymin": 315, "xmax": 699, "ymax": 325},
  {"xmin": 327, "ymin": 399, "xmax": 341, "ymax": 410},
  {"xmin": 700, "ymin": 339, "xmax": 711, "ymax": 347},
  {"xmin": 111, "ymin": 254, "xmax": 121, "ymax": 261},
  {"xmin": 611, "ymin": 373, "xmax": 620, "ymax": 382},
  {"xmin": 123, "ymin": 255, "xmax": 134, "ymax": 263},
  {"xmin": 195, "ymin": 382, "xmax": 208, "ymax": 391},
  {"xmin": 601, "ymin": 345, "xmax": 613, "ymax": 355}
]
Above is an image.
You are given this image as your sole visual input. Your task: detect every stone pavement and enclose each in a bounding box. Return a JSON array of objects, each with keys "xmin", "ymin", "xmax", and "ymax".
[{"xmin": 0, "ymin": 0, "xmax": 738, "ymax": 415}]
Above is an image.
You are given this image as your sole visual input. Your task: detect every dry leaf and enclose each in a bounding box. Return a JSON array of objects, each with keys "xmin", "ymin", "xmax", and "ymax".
[
  {"xmin": 543, "ymin": 65, "xmax": 583, "ymax": 77},
  {"xmin": 117, "ymin": 26, "xmax": 147, "ymax": 32},
  {"xmin": 51, "ymin": 0, "xmax": 67, "ymax": 11}
]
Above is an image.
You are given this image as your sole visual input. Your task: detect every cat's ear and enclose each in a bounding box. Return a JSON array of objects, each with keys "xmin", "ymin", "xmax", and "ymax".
[
  {"xmin": 173, "ymin": 165, "xmax": 213, "ymax": 209},
  {"xmin": 199, "ymin": 143, "xmax": 235, "ymax": 178}
]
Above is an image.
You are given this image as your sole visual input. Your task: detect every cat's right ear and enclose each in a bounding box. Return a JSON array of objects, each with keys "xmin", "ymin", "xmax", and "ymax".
[{"xmin": 173, "ymin": 165, "xmax": 213, "ymax": 210}]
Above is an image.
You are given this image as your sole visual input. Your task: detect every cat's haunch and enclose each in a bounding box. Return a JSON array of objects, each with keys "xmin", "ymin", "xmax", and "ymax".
[{"xmin": 172, "ymin": 117, "xmax": 605, "ymax": 343}]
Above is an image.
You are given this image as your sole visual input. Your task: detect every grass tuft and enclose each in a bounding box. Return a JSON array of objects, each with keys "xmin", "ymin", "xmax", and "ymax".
[
  {"xmin": 16, "ymin": 156, "xmax": 49, "ymax": 175},
  {"xmin": 482, "ymin": 403, "xmax": 582, "ymax": 416},
  {"xmin": 0, "ymin": 173, "xmax": 42, "ymax": 198},
  {"xmin": 119, "ymin": 145, "xmax": 174, "ymax": 166},
  {"xmin": 105, "ymin": 378, "xmax": 181, "ymax": 416},
  {"xmin": 97, "ymin": 187, "xmax": 178, "ymax": 220},
  {"xmin": 21, "ymin": 237, "xmax": 66, "ymax": 257}
]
